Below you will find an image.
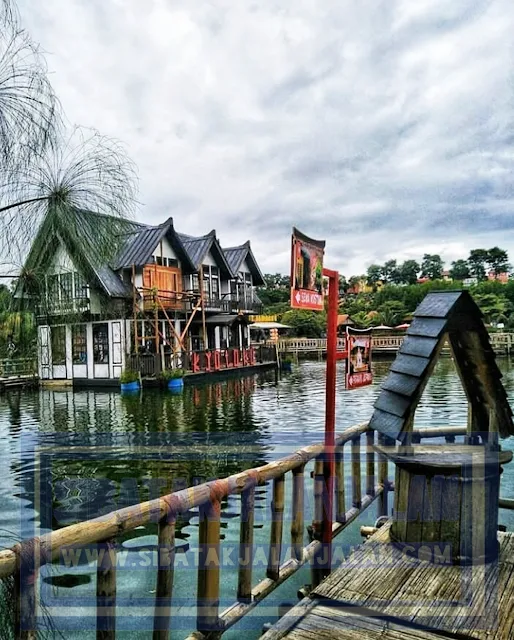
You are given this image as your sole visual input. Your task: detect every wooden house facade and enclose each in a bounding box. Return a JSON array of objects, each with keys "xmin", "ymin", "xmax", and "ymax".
[{"xmin": 17, "ymin": 210, "xmax": 265, "ymax": 383}]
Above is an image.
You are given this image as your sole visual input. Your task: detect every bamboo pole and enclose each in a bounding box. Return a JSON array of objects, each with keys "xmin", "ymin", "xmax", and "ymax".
[
  {"xmin": 377, "ymin": 433, "xmax": 389, "ymax": 519},
  {"xmin": 237, "ymin": 486, "xmax": 255, "ymax": 602},
  {"xmin": 0, "ymin": 424, "xmax": 370, "ymax": 580},
  {"xmin": 291, "ymin": 466, "xmax": 305, "ymax": 561},
  {"xmin": 311, "ymin": 457, "xmax": 324, "ymax": 588},
  {"xmin": 335, "ymin": 446, "xmax": 345, "ymax": 524},
  {"xmin": 366, "ymin": 430, "xmax": 375, "ymax": 497},
  {"xmin": 97, "ymin": 539, "xmax": 116, "ymax": 640},
  {"xmin": 267, "ymin": 475, "xmax": 285, "ymax": 581},
  {"xmin": 153, "ymin": 516, "xmax": 176, "ymax": 640},
  {"xmin": 197, "ymin": 499, "xmax": 221, "ymax": 634},
  {"xmin": 351, "ymin": 437, "xmax": 362, "ymax": 509}
]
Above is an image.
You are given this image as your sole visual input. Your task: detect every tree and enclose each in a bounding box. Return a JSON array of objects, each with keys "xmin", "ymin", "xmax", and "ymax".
[
  {"xmin": 366, "ymin": 264, "xmax": 382, "ymax": 287},
  {"xmin": 0, "ymin": 128, "xmax": 138, "ymax": 267},
  {"xmin": 421, "ymin": 254, "xmax": 444, "ymax": 280},
  {"xmin": 263, "ymin": 273, "xmax": 289, "ymax": 289},
  {"xmin": 467, "ymin": 249, "xmax": 489, "ymax": 281},
  {"xmin": 449, "ymin": 259, "xmax": 470, "ymax": 281},
  {"xmin": 399, "ymin": 260, "xmax": 420, "ymax": 285},
  {"xmin": 338, "ymin": 275, "xmax": 349, "ymax": 296},
  {"xmin": 377, "ymin": 300, "xmax": 407, "ymax": 326},
  {"xmin": 281, "ymin": 309, "xmax": 327, "ymax": 338},
  {"xmin": 487, "ymin": 247, "xmax": 509, "ymax": 276},
  {"xmin": 382, "ymin": 259, "xmax": 401, "ymax": 284},
  {"xmin": 0, "ymin": 0, "xmax": 58, "ymax": 173}
]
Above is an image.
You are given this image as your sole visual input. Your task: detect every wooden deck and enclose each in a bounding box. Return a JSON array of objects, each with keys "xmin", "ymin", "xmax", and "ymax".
[{"xmin": 262, "ymin": 523, "xmax": 514, "ymax": 640}]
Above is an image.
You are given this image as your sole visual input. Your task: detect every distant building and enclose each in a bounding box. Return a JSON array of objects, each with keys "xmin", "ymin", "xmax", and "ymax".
[
  {"xmin": 488, "ymin": 271, "xmax": 510, "ymax": 284},
  {"xmin": 463, "ymin": 277, "xmax": 478, "ymax": 287}
]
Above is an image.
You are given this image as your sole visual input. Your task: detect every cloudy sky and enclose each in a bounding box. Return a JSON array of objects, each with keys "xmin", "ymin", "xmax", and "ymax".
[{"xmin": 17, "ymin": 0, "xmax": 514, "ymax": 277}]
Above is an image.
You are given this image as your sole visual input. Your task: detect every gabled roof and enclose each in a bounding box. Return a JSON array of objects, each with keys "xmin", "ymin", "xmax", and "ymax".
[
  {"xmin": 369, "ymin": 290, "xmax": 514, "ymax": 442},
  {"xmin": 177, "ymin": 230, "xmax": 234, "ymax": 279},
  {"xmin": 20, "ymin": 209, "xmax": 141, "ymax": 299},
  {"xmin": 223, "ymin": 241, "xmax": 265, "ymax": 286},
  {"xmin": 113, "ymin": 217, "xmax": 195, "ymax": 272}
]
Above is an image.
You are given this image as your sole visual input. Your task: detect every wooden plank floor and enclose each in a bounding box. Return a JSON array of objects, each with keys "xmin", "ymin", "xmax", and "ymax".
[{"xmin": 262, "ymin": 523, "xmax": 514, "ymax": 640}]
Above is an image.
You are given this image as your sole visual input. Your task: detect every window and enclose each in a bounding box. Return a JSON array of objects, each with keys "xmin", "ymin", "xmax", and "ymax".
[
  {"xmin": 192, "ymin": 274, "xmax": 199, "ymax": 291},
  {"xmin": 202, "ymin": 266, "xmax": 211, "ymax": 297},
  {"xmin": 75, "ymin": 272, "xmax": 88, "ymax": 299},
  {"xmin": 51, "ymin": 326, "xmax": 66, "ymax": 365},
  {"xmin": 211, "ymin": 266, "xmax": 219, "ymax": 277},
  {"xmin": 72, "ymin": 325, "xmax": 87, "ymax": 364},
  {"xmin": 60, "ymin": 273, "xmax": 73, "ymax": 302},
  {"xmin": 168, "ymin": 258, "xmax": 179, "ymax": 268},
  {"xmin": 211, "ymin": 276, "xmax": 219, "ymax": 297},
  {"xmin": 93, "ymin": 323, "xmax": 109, "ymax": 364},
  {"xmin": 156, "ymin": 256, "xmax": 163, "ymax": 266},
  {"xmin": 47, "ymin": 274, "xmax": 59, "ymax": 305}
]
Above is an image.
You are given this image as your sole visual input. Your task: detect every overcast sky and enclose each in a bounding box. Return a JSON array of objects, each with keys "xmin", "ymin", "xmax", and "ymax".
[{"xmin": 17, "ymin": 0, "xmax": 514, "ymax": 277}]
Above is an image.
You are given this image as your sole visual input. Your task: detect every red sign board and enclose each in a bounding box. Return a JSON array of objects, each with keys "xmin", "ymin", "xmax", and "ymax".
[
  {"xmin": 290, "ymin": 227, "xmax": 326, "ymax": 311},
  {"xmin": 345, "ymin": 328, "xmax": 373, "ymax": 390}
]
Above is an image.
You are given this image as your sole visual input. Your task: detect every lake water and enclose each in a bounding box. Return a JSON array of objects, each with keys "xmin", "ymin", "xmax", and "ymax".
[{"xmin": 1, "ymin": 358, "xmax": 513, "ymax": 638}]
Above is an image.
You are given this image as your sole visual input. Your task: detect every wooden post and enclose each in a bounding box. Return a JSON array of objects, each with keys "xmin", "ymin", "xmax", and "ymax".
[
  {"xmin": 237, "ymin": 486, "xmax": 255, "ymax": 602},
  {"xmin": 335, "ymin": 446, "xmax": 345, "ymax": 523},
  {"xmin": 311, "ymin": 457, "xmax": 324, "ymax": 587},
  {"xmin": 267, "ymin": 475, "xmax": 285, "ymax": 581},
  {"xmin": 377, "ymin": 434, "xmax": 389, "ymax": 519},
  {"xmin": 291, "ymin": 466, "xmax": 305, "ymax": 561},
  {"xmin": 14, "ymin": 541, "xmax": 39, "ymax": 640},
  {"xmin": 132, "ymin": 263, "xmax": 139, "ymax": 355},
  {"xmin": 199, "ymin": 266, "xmax": 208, "ymax": 350},
  {"xmin": 366, "ymin": 430, "xmax": 375, "ymax": 497},
  {"xmin": 97, "ymin": 539, "xmax": 116, "ymax": 640},
  {"xmin": 153, "ymin": 516, "xmax": 175, "ymax": 640},
  {"xmin": 197, "ymin": 499, "xmax": 221, "ymax": 634},
  {"xmin": 351, "ymin": 437, "xmax": 362, "ymax": 509}
]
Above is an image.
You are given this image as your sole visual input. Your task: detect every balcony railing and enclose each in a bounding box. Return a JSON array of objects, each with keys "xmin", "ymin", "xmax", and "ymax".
[{"xmin": 36, "ymin": 298, "xmax": 90, "ymax": 316}]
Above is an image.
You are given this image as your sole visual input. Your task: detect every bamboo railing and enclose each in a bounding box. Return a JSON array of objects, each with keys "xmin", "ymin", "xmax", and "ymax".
[{"xmin": 1, "ymin": 424, "xmax": 474, "ymax": 639}]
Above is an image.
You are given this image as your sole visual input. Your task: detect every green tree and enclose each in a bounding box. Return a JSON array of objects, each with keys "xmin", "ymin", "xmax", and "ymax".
[
  {"xmin": 473, "ymin": 293, "xmax": 510, "ymax": 325},
  {"xmin": 366, "ymin": 264, "xmax": 382, "ymax": 288},
  {"xmin": 486, "ymin": 247, "xmax": 509, "ymax": 276},
  {"xmin": 383, "ymin": 259, "xmax": 402, "ymax": 284},
  {"xmin": 351, "ymin": 311, "xmax": 372, "ymax": 328},
  {"xmin": 468, "ymin": 249, "xmax": 489, "ymax": 281},
  {"xmin": 421, "ymin": 254, "xmax": 444, "ymax": 280},
  {"xmin": 399, "ymin": 260, "xmax": 420, "ymax": 285},
  {"xmin": 449, "ymin": 259, "xmax": 470, "ymax": 280},
  {"xmin": 280, "ymin": 309, "xmax": 327, "ymax": 338},
  {"xmin": 377, "ymin": 300, "xmax": 407, "ymax": 326}
]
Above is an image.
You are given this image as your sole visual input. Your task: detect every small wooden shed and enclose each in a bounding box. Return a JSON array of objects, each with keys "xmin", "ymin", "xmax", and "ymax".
[{"xmin": 369, "ymin": 290, "xmax": 514, "ymax": 565}]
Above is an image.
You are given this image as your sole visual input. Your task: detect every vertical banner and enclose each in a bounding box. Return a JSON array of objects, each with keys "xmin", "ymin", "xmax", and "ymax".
[
  {"xmin": 345, "ymin": 328, "xmax": 373, "ymax": 389},
  {"xmin": 290, "ymin": 227, "xmax": 326, "ymax": 311}
]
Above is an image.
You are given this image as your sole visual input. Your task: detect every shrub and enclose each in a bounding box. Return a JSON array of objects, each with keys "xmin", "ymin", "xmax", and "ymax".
[
  {"xmin": 120, "ymin": 369, "xmax": 139, "ymax": 384},
  {"xmin": 161, "ymin": 368, "xmax": 185, "ymax": 381}
]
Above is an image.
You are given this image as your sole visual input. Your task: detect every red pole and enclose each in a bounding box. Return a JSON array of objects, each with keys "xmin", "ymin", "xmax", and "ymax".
[{"xmin": 321, "ymin": 267, "xmax": 338, "ymax": 577}]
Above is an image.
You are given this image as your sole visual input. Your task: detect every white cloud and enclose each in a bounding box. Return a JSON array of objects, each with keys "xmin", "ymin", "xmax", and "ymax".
[{"xmin": 16, "ymin": 0, "xmax": 514, "ymax": 277}]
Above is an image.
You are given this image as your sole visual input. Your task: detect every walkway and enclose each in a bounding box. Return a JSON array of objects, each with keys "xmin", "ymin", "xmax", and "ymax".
[{"xmin": 262, "ymin": 522, "xmax": 514, "ymax": 639}]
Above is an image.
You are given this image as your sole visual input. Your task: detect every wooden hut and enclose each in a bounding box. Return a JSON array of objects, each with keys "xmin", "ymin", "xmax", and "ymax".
[{"xmin": 369, "ymin": 290, "xmax": 514, "ymax": 565}]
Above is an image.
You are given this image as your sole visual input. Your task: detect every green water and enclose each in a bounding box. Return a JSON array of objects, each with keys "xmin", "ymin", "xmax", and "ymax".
[{"xmin": 0, "ymin": 358, "xmax": 513, "ymax": 637}]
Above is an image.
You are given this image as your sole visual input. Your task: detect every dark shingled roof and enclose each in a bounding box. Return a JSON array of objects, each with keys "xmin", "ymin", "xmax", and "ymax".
[
  {"xmin": 113, "ymin": 217, "xmax": 195, "ymax": 272},
  {"xmin": 222, "ymin": 241, "xmax": 266, "ymax": 286},
  {"xmin": 369, "ymin": 290, "xmax": 514, "ymax": 441},
  {"xmin": 177, "ymin": 231, "xmax": 234, "ymax": 278}
]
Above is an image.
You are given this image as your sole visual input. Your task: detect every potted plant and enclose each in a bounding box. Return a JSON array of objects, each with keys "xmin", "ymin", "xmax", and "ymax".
[
  {"xmin": 281, "ymin": 355, "xmax": 293, "ymax": 372},
  {"xmin": 162, "ymin": 368, "xmax": 185, "ymax": 391},
  {"xmin": 120, "ymin": 369, "xmax": 140, "ymax": 393}
]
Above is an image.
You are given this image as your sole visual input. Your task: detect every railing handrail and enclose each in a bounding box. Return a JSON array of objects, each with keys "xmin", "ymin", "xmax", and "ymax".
[{"xmin": 0, "ymin": 422, "xmax": 370, "ymax": 579}]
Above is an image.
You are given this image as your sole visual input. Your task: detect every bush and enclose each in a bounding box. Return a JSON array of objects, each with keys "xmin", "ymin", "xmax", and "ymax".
[
  {"xmin": 161, "ymin": 368, "xmax": 185, "ymax": 381},
  {"xmin": 120, "ymin": 369, "xmax": 139, "ymax": 384}
]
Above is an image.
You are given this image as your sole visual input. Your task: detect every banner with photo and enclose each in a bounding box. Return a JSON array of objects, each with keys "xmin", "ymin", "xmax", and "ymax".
[
  {"xmin": 290, "ymin": 227, "xmax": 326, "ymax": 311},
  {"xmin": 345, "ymin": 327, "xmax": 373, "ymax": 389}
]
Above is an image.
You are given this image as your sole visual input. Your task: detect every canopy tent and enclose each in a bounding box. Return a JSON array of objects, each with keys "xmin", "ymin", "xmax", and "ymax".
[{"xmin": 249, "ymin": 322, "xmax": 291, "ymax": 330}]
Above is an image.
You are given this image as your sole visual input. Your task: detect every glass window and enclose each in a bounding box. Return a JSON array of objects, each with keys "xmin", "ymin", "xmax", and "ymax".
[
  {"xmin": 60, "ymin": 273, "xmax": 73, "ymax": 302},
  {"xmin": 192, "ymin": 274, "xmax": 199, "ymax": 291},
  {"xmin": 211, "ymin": 266, "xmax": 219, "ymax": 277},
  {"xmin": 72, "ymin": 325, "xmax": 87, "ymax": 364},
  {"xmin": 156, "ymin": 256, "xmax": 163, "ymax": 266},
  {"xmin": 75, "ymin": 272, "xmax": 88, "ymax": 299},
  {"xmin": 168, "ymin": 258, "xmax": 179, "ymax": 268},
  {"xmin": 211, "ymin": 277, "xmax": 219, "ymax": 297},
  {"xmin": 51, "ymin": 326, "xmax": 66, "ymax": 365},
  {"xmin": 47, "ymin": 274, "xmax": 59, "ymax": 305},
  {"xmin": 93, "ymin": 323, "xmax": 109, "ymax": 364}
]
